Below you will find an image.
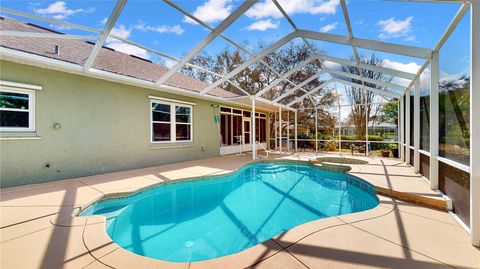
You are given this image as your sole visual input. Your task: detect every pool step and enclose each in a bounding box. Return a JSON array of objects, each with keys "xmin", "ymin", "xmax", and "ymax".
[
  {"xmin": 256, "ymin": 165, "xmax": 288, "ymax": 172},
  {"xmin": 375, "ymin": 186, "xmax": 448, "ymax": 211}
]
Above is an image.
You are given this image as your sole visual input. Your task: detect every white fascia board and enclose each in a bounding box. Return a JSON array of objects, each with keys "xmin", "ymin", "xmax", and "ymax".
[
  {"xmin": 0, "ymin": 47, "xmax": 245, "ymax": 105},
  {"xmin": 299, "ymin": 29, "xmax": 433, "ymax": 59},
  {"xmin": 0, "ymin": 31, "xmax": 97, "ymax": 40}
]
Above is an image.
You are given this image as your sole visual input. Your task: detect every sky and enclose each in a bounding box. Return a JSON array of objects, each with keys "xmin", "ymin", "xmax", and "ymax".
[{"xmin": 0, "ymin": 0, "xmax": 471, "ymax": 92}]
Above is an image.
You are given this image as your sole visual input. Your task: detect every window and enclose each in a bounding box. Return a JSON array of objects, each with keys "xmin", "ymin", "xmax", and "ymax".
[
  {"xmin": 0, "ymin": 88, "xmax": 35, "ymax": 131},
  {"xmin": 151, "ymin": 100, "xmax": 192, "ymax": 143},
  {"xmin": 257, "ymin": 112, "xmax": 267, "ymax": 143},
  {"xmin": 439, "ymin": 12, "xmax": 470, "ymax": 166},
  {"xmin": 219, "ymin": 106, "xmax": 266, "ymax": 146},
  {"xmin": 175, "ymin": 106, "xmax": 191, "ymax": 141}
]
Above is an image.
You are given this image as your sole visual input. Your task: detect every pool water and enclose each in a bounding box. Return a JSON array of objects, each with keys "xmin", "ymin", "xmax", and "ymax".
[{"xmin": 80, "ymin": 162, "xmax": 379, "ymax": 262}]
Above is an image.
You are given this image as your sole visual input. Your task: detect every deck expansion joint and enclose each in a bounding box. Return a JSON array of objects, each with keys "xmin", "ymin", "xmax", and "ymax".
[
  {"xmin": 0, "ymin": 211, "xmax": 59, "ymax": 229},
  {"xmin": 338, "ymin": 205, "xmax": 458, "ymax": 269},
  {"xmin": 271, "ymin": 239, "xmax": 311, "ymax": 269}
]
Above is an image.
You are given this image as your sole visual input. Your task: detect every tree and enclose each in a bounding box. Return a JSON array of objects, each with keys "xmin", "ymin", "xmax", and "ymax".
[
  {"xmin": 181, "ymin": 40, "xmax": 339, "ymax": 138},
  {"xmin": 340, "ymin": 54, "xmax": 393, "ymax": 140},
  {"xmin": 379, "ymin": 101, "xmax": 399, "ymax": 125},
  {"xmin": 439, "ymin": 75, "xmax": 470, "ymax": 145}
]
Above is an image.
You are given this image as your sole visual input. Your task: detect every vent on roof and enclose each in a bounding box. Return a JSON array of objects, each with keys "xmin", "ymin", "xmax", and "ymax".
[
  {"xmin": 54, "ymin": 45, "xmax": 60, "ymax": 55},
  {"xmin": 130, "ymin": 54, "xmax": 152, "ymax": 63},
  {"xmin": 26, "ymin": 22, "xmax": 64, "ymax": 34}
]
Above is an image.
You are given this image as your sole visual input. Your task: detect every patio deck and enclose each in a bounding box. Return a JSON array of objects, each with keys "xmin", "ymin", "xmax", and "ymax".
[{"xmin": 0, "ymin": 153, "xmax": 478, "ymax": 269}]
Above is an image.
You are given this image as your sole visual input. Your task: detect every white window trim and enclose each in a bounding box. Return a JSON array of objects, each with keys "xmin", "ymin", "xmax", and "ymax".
[
  {"xmin": 418, "ymin": 149, "xmax": 430, "ymax": 157},
  {"xmin": 0, "ymin": 80, "xmax": 42, "ymax": 91},
  {"xmin": 150, "ymin": 99, "xmax": 193, "ymax": 144},
  {"xmin": 148, "ymin": 95, "xmax": 196, "ymax": 106},
  {"xmin": 0, "ymin": 86, "xmax": 35, "ymax": 132},
  {"xmin": 219, "ymin": 106, "xmax": 266, "ymax": 118},
  {"xmin": 436, "ymin": 156, "xmax": 471, "ymax": 173},
  {"xmin": 218, "ymin": 105, "xmax": 267, "ymax": 146}
]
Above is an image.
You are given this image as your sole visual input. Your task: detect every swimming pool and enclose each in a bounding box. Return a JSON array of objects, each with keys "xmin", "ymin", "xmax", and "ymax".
[{"xmin": 80, "ymin": 162, "xmax": 379, "ymax": 262}]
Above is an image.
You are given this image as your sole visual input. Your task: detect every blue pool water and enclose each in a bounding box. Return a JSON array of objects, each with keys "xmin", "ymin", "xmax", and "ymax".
[{"xmin": 80, "ymin": 162, "xmax": 378, "ymax": 262}]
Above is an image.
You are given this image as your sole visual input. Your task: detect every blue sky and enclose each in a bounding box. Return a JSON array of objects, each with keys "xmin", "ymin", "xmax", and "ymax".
[{"xmin": 1, "ymin": 0, "xmax": 471, "ymax": 81}]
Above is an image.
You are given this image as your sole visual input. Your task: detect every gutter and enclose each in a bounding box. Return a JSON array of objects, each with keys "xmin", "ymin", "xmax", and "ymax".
[{"xmin": 0, "ymin": 47, "xmax": 276, "ymax": 112}]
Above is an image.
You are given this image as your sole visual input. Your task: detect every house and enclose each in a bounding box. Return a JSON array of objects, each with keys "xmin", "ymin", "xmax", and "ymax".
[
  {"xmin": 0, "ymin": 1, "xmax": 479, "ymax": 266},
  {"xmin": 0, "ymin": 17, "xmax": 271, "ymax": 187}
]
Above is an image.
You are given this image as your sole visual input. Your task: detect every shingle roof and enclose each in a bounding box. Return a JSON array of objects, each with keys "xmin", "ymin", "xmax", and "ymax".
[{"xmin": 0, "ymin": 17, "xmax": 238, "ymax": 98}]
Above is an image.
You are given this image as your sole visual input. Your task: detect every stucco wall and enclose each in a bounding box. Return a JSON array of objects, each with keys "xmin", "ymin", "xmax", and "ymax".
[{"xmin": 1, "ymin": 61, "xmax": 251, "ymax": 187}]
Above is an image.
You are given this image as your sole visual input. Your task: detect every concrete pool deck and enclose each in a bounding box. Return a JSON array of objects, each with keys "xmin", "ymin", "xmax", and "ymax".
[{"xmin": 1, "ymin": 153, "xmax": 479, "ymax": 268}]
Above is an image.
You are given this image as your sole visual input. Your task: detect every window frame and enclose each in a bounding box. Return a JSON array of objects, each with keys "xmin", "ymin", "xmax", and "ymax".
[
  {"xmin": 0, "ymin": 86, "xmax": 35, "ymax": 132},
  {"xmin": 150, "ymin": 99, "xmax": 193, "ymax": 144},
  {"xmin": 219, "ymin": 105, "xmax": 266, "ymax": 146}
]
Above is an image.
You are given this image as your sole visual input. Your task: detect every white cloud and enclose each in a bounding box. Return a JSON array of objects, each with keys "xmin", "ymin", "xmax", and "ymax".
[
  {"xmin": 354, "ymin": 20, "xmax": 364, "ymax": 26},
  {"xmin": 246, "ymin": 0, "xmax": 339, "ymax": 19},
  {"xmin": 320, "ymin": 22, "xmax": 337, "ymax": 33},
  {"xmin": 35, "ymin": 1, "xmax": 94, "ymax": 20},
  {"xmin": 404, "ymin": 35, "xmax": 416, "ymax": 42},
  {"xmin": 49, "ymin": 23, "xmax": 70, "ymax": 31},
  {"xmin": 381, "ymin": 59, "xmax": 469, "ymax": 96},
  {"xmin": 105, "ymin": 25, "xmax": 150, "ymax": 59},
  {"xmin": 134, "ymin": 22, "xmax": 184, "ymax": 35},
  {"xmin": 382, "ymin": 59, "xmax": 420, "ymax": 74},
  {"xmin": 184, "ymin": 0, "xmax": 234, "ymax": 25},
  {"xmin": 164, "ymin": 59, "xmax": 178, "ymax": 68},
  {"xmin": 382, "ymin": 59, "xmax": 421, "ymax": 87},
  {"xmin": 246, "ymin": 19, "xmax": 279, "ymax": 31},
  {"xmin": 323, "ymin": 60, "xmax": 341, "ymax": 70},
  {"xmin": 100, "ymin": 17, "xmax": 108, "ymax": 25},
  {"xmin": 377, "ymin": 16, "xmax": 414, "ymax": 40},
  {"xmin": 107, "ymin": 42, "xmax": 150, "ymax": 59},
  {"xmin": 109, "ymin": 24, "xmax": 131, "ymax": 39}
]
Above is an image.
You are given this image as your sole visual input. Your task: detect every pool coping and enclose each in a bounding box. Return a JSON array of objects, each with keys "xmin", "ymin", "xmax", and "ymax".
[
  {"xmin": 73, "ymin": 159, "xmax": 372, "ymax": 217},
  {"xmin": 64, "ymin": 158, "xmax": 447, "ymax": 268},
  {"xmin": 6, "ymin": 153, "xmax": 473, "ymax": 269},
  {"xmin": 81, "ymin": 198, "xmax": 397, "ymax": 269}
]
